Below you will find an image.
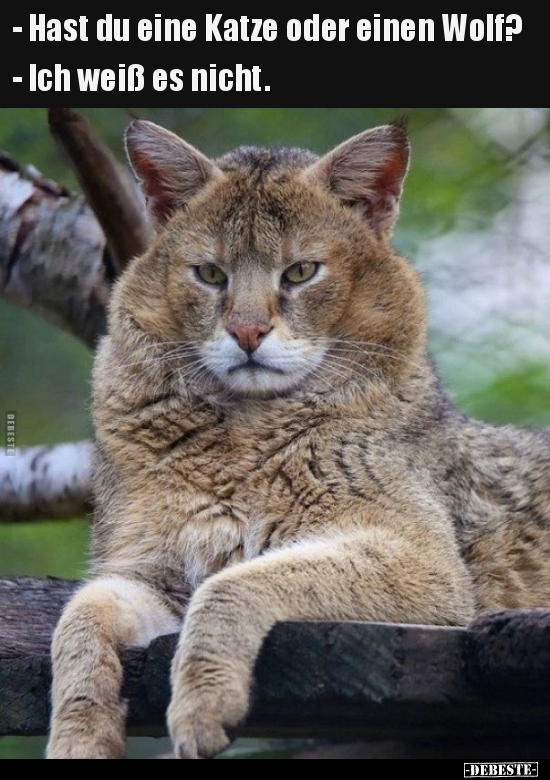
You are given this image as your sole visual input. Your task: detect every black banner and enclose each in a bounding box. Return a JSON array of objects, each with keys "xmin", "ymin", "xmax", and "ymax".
[{"xmin": 0, "ymin": 12, "xmax": 541, "ymax": 106}]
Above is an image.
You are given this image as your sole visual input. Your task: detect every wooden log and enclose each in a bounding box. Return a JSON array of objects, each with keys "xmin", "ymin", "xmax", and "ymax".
[
  {"xmin": 467, "ymin": 609, "xmax": 550, "ymax": 691},
  {"xmin": 1, "ymin": 577, "xmax": 550, "ymax": 742}
]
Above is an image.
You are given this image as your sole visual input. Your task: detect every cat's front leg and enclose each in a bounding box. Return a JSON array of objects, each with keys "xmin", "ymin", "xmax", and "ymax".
[
  {"xmin": 167, "ymin": 576, "xmax": 271, "ymax": 760},
  {"xmin": 168, "ymin": 522, "xmax": 474, "ymax": 759},
  {"xmin": 48, "ymin": 576, "xmax": 181, "ymax": 759}
]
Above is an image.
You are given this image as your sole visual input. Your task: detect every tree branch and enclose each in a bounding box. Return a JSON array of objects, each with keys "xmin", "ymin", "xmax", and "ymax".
[
  {"xmin": 0, "ymin": 152, "xmax": 110, "ymax": 347},
  {"xmin": 49, "ymin": 108, "xmax": 149, "ymax": 273},
  {"xmin": 0, "ymin": 118, "xmax": 149, "ymax": 525},
  {"xmin": 0, "ymin": 441, "xmax": 93, "ymax": 522}
]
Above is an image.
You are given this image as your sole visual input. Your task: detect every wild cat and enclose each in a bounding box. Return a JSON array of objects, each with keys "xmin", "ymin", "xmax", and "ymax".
[{"xmin": 47, "ymin": 120, "xmax": 550, "ymax": 759}]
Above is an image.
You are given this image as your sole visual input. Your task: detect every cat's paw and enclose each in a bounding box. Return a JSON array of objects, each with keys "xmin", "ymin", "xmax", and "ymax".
[
  {"xmin": 168, "ymin": 708, "xmax": 231, "ymax": 760},
  {"xmin": 167, "ymin": 660, "xmax": 250, "ymax": 759}
]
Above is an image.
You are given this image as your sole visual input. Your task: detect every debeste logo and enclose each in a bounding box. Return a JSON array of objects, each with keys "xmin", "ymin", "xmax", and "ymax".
[{"xmin": 464, "ymin": 764, "xmax": 538, "ymax": 777}]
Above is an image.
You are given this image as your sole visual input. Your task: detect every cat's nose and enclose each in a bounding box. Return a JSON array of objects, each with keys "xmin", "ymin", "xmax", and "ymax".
[{"xmin": 226, "ymin": 318, "xmax": 273, "ymax": 353}]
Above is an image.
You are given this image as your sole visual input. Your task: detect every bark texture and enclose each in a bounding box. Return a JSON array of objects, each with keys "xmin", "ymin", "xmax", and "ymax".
[{"xmin": 0, "ymin": 152, "xmax": 110, "ymax": 348}]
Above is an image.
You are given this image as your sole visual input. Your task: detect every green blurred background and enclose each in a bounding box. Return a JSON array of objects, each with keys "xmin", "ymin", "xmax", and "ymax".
[{"xmin": 1, "ymin": 108, "xmax": 549, "ymax": 758}]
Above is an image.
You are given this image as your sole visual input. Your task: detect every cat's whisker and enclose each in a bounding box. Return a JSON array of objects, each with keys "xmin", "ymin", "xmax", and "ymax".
[
  {"xmin": 328, "ymin": 342, "xmax": 424, "ymax": 373},
  {"xmin": 304, "ymin": 336, "xmax": 423, "ymax": 373},
  {"xmin": 110, "ymin": 349, "xmax": 200, "ymax": 376},
  {"xmin": 176, "ymin": 359, "xmax": 212, "ymax": 391},
  {"xmin": 322, "ymin": 351, "xmax": 421, "ymax": 386},
  {"xmin": 320, "ymin": 365, "xmax": 364, "ymax": 397},
  {"xmin": 319, "ymin": 354, "xmax": 395, "ymax": 397},
  {"xmin": 111, "ymin": 350, "xmax": 197, "ymax": 372},
  {"xmin": 324, "ymin": 354, "xmax": 387, "ymax": 381}
]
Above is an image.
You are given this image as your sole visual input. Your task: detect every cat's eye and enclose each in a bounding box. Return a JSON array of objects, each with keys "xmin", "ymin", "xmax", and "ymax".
[
  {"xmin": 282, "ymin": 262, "xmax": 319, "ymax": 286},
  {"xmin": 195, "ymin": 264, "xmax": 228, "ymax": 286}
]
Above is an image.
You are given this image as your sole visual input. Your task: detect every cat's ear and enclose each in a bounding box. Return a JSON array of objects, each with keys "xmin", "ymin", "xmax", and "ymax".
[
  {"xmin": 125, "ymin": 120, "xmax": 221, "ymax": 224},
  {"xmin": 303, "ymin": 124, "xmax": 410, "ymax": 235}
]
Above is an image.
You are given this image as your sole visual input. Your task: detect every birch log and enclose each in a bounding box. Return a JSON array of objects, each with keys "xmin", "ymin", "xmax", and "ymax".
[
  {"xmin": 0, "ymin": 442, "xmax": 93, "ymax": 522},
  {"xmin": 0, "ymin": 153, "xmax": 110, "ymax": 348}
]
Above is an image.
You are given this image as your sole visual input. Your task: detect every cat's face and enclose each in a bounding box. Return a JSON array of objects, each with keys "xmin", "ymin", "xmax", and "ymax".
[
  {"xmin": 117, "ymin": 122, "xmax": 425, "ymax": 399},
  {"xmin": 172, "ymin": 189, "xmax": 345, "ymax": 397}
]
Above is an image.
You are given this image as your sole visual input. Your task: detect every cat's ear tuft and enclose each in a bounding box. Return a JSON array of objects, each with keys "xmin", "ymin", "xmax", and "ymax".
[
  {"xmin": 125, "ymin": 120, "xmax": 221, "ymax": 225},
  {"xmin": 303, "ymin": 124, "xmax": 410, "ymax": 235}
]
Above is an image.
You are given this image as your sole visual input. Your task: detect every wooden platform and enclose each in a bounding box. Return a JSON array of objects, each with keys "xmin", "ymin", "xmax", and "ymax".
[{"xmin": 2, "ymin": 577, "xmax": 550, "ymax": 742}]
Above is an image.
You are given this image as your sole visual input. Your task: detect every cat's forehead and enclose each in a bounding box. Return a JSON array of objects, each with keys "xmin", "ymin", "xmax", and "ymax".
[
  {"xmin": 179, "ymin": 161, "xmax": 330, "ymax": 268},
  {"xmin": 181, "ymin": 210, "xmax": 329, "ymax": 271},
  {"xmin": 213, "ymin": 145, "xmax": 318, "ymax": 227}
]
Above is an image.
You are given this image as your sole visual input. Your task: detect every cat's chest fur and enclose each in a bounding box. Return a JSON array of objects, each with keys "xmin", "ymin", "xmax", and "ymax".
[{"xmin": 125, "ymin": 395, "xmax": 342, "ymax": 588}]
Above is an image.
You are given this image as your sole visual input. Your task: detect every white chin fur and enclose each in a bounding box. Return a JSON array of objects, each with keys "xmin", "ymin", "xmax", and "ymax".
[
  {"xmin": 222, "ymin": 366, "xmax": 304, "ymax": 396},
  {"xmin": 200, "ymin": 332, "xmax": 326, "ymax": 397}
]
